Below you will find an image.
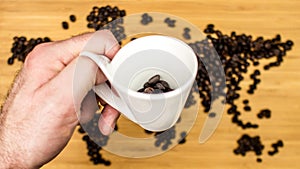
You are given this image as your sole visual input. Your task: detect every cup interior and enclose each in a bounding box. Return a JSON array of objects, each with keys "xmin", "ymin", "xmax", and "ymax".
[{"xmin": 110, "ymin": 35, "xmax": 197, "ymax": 95}]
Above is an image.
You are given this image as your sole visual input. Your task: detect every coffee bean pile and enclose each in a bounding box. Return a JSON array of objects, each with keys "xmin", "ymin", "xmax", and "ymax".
[
  {"xmin": 153, "ymin": 126, "xmax": 176, "ymax": 151},
  {"xmin": 164, "ymin": 17, "xmax": 176, "ymax": 27},
  {"xmin": 233, "ymin": 134, "xmax": 264, "ymax": 162},
  {"xmin": 140, "ymin": 13, "xmax": 153, "ymax": 25},
  {"xmin": 86, "ymin": 5, "xmax": 126, "ymax": 31},
  {"xmin": 137, "ymin": 74, "xmax": 174, "ymax": 94},
  {"xmin": 7, "ymin": 36, "xmax": 51, "ymax": 65},
  {"xmin": 185, "ymin": 24, "xmax": 294, "ymax": 162},
  {"xmin": 78, "ymin": 113, "xmax": 111, "ymax": 166},
  {"xmin": 268, "ymin": 140, "xmax": 284, "ymax": 156},
  {"xmin": 183, "ymin": 27, "xmax": 191, "ymax": 40}
]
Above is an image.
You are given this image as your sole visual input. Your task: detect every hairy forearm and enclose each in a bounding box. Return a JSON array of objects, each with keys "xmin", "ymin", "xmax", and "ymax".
[{"xmin": 0, "ymin": 108, "xmax": 26, "ymax": 169}]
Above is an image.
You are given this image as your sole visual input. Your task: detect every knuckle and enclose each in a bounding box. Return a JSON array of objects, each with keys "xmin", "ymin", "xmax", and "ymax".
[{"xmin": 23, "ymin": 42, "xmax": 53, "ymax": 69}]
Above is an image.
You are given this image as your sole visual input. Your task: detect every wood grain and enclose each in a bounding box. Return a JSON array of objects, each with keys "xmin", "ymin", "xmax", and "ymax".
[{"xmin": 0, "ymin": 0, "xmax": 300, "ymax": 169}]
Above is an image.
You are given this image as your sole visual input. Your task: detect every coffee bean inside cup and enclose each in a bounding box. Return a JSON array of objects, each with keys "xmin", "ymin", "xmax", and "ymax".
[{"xmin": 137, "ymin": 74, "xmax": 174, "ymax": 94}]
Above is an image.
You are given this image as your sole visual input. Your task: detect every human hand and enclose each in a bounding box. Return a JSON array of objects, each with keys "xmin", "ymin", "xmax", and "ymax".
[{"xmin": 0, "ymin": 30, "xmax": 120, "ymax": 169}]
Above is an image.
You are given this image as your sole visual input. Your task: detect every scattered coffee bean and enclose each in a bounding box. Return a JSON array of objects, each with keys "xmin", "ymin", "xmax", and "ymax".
[
  {"xmin": 69, "ymin": 14, "xmax": 76, "ymax": 22},
  {"xmin": 62, "ymin": 21, "xmax": 69, "ymax": 29},
  {"xmin": 164, "ymin": 17, "xmax": 176, "ymax": 27},
  {"xmin": 178, "ymin": 131, "xmax": 187, "ymax": 144},
  {"xmin": 183, "ymin": 32, "xmax": 191, "ymax": 40},
  {"xmin": 256, "ymin": 158, "xmax": 262, "ymax": 163},
  {"xmin": 153, "ymin": 126, "xmax": 176, "ymax": 150},
  {"xmin": 268, "ymin": 140, "xmax": 284, "ymax": 156},
  {"xmin": 243, "ymin": 99, "xmax": 249, "ymax": 104},
  {"xmin": 78, "ymin": 113, "xmax": 111, "ymax": 166},
  {"xmin": 257, "ymin": 109, "xmax": 272, "ymax": 119},
  {"xmin": 141, "ymin": 13, "xmax": 153, "ymax": 25},
  {"xmin": 208, "ymin": 112, "xmax": 216, "ymax": 118},
  {"xmin": 244, "ymin": 106, "xmax": 251, "ymax": 111}
]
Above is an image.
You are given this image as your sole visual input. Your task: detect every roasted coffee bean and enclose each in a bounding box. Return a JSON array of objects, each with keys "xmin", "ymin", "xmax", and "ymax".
[
  {"xmin": 155, "ymin": 83, "xmax": 166, "ymax": 90},
  {"xmin": 244, "ymin": 106, "xmax": 251, "ymax": 111},
  {"xmin": 208, "ymin": 112, "xmax": 216, "ymax": 118},
  {"xmin": 256, "ymin": 158, "xmax": 262, "ymax": 163},
  {"xmin": 141, "ymin": 13, "xmax": 153, "ymax": 25},
  {"xmin": 138, "ymin": 75, "xmax": 173, "ymax": 94},
  {"xmin": 184, "ymin": 27, "xmax": 191, "ymax": 32},
  {"xmin": 144, "ymin": 87, "xmax": 154, "ymax": 93},
  {"xmin": 7, "ymin": 36, "xmax": 52, "ymax": 64},
  {"xmin": 257, "ymin": 109, "xmax": 271, "ymax": 119},
  {"xmin": 164, "ymin": 17, "xmax": 176, "ymax": 27},
  {"xmin": 153, "ymin": 89, "xmax": 164, "ymax": 94},
  {"xmin": 86, "ymin": 5, "xmax": 126, "ymax": 31},
  {"xmin": 7, "ymin": 57, "xmax": 14, "ymax": 65},
  {"xmin": 78, "ymin": 113, "xmax": 110, "ymax": 166},
  {"xmin": 148, "ymin": 74, "xmax": 160, "ymax": 84},
  {"xmin": 62, "ymin": 21, "xmax": 69, "ymax": 29},
  {"xmin": 160, "ymin": 80, "xmax": 170, "ymax": 89},
  {"xmin": 143, "ymin": 82, "xmax": 151, "ymax": 88},
  {"xmin": 183, "ymin": 32, "xmax": 191, "ymax": 40},
  {"xmin": 234, "ymin": 134, "xmax": 264, "ymax": 157},
  {"xmin": 243, "ymin": 99, "xmax": 249, "ymax": 104},
  {"xmin": 69, "ymin": 14, "xmax": 76, "ymax": 22},
  {"xmin": 137, "ymin": 88, "xmax": 144, "ymax": 92}
]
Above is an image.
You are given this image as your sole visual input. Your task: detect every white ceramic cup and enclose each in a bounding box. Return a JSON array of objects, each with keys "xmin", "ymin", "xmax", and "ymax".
[{"xmin": 80, "ymin": 35, "xmax": 198, "ymax": 132}]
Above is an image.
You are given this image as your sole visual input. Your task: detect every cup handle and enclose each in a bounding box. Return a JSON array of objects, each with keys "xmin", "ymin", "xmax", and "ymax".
[{"xmin": 79, "ymin": 51, "xmax": 137, "ymax": 123}]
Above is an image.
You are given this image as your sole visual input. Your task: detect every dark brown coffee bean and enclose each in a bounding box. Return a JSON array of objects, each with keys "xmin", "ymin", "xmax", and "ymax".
[
  {"xmin": 148, "ymin": 74, "xmax": 160, "ymax": 84},
  {"xmin": 69, "ymin": 15, "xmax": 76, "ymax": 22},
  {"xmin": 155, "ymin": 83, "xmax": 166, "ymax": 90},
  {"xmin": 143, "ymin": 82, "xmax": 151, "ymax": 88},
  {"xmin": 153, "ymin": 89, "xmax": 164, "ymax": 94},
  {"xmin": 144, "ymin": 87, "xmax": 154, "ymax": 94},
  {"xmin": 160, "ymin": 80, "xmax": 170, "ymax": 89},
  {"xmin": 137, "ymin": 88, "xmax": 144, "ymax": 92},
  {"xmin": 62, "ymin": 21, "xmax": 69, "ymax": 29}
]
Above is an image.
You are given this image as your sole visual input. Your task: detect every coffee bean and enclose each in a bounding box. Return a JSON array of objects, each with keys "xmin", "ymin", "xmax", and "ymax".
[
  {"xmin": 69, "ymin": 14, "xmax": 76, "ymax": 22},
  {"xmin": 153, "ymin": 89, "xmax": 164, "ymax": 94},
  {"xmin": 256, "ymin": 158, "xmax": 262, "ymax": 163},
  {"xmin": 208, "ymin": 112, "xmax": 216, "ymax": 118},
  {"xmin": 7, "ymin": 57, "xmax": 14, "ymax": 65},
  {"xmin": 144, "ymin": 87, "xmax": 154, "ymax": 93},
  {"xmin": 160, "ymin": 80, "xmax": 170, "ymax": 89},
  {"xmin": 155, "ymin": 83, "xmax": 166, "ymax": 90},
  {"xmin": 183, "ymin": 32, "xmax": 191, "ymax": 40},
  {"xmin": 148, "ymin": 74, "xmax": 160, "ymax": 84},
  {"xmin": 184, "ymin": 27, "xmax": 191, "ymax": 32},
  {"xmin": 62, "ymin": 21, "xmax": 69, "ymax": 29},
  {"xmin": 244, "ymin": 106, "xmax": 251, "ymax": 111},
  {"xmin": 243, "ymin": 99, "xmax": 249, "ymax": 104},
  {"xmin": 137, "ymin": 88, "xmax": 144, "ymax": 92}
]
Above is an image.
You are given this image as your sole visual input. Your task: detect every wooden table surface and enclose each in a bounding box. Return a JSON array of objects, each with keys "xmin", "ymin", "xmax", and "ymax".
[{"xmin": 1, "ymin": 0, "xmax": 300, "ymax": 168}]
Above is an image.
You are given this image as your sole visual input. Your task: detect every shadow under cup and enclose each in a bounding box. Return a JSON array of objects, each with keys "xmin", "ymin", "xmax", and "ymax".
[{"xmin": 110, "ymin": 37, "xmax": 197, "ymax": 131}]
